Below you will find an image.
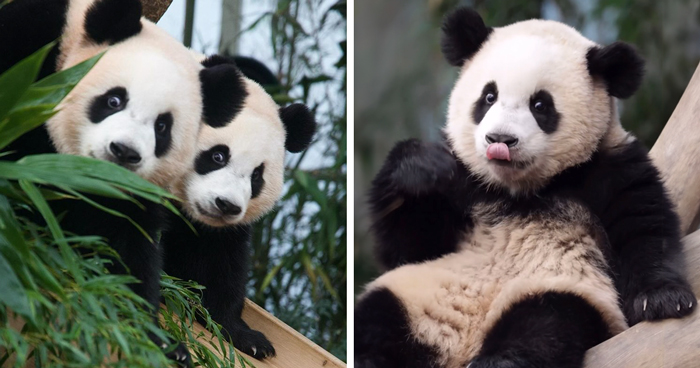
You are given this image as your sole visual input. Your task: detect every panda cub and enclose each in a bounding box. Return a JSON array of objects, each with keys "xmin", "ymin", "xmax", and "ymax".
[
  {"xmin": 0, "ymin": 0, "xmax": 241, "ymax": 364},
  {"xmin": 356, "ymin": 7, "xmax": 696, "ymax": 368},
  {"xmin": 162, "ymin": 55, "xmax": 316, "ymax": 359}
]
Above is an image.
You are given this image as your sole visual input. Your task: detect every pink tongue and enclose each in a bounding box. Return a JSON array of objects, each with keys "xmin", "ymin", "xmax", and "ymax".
[{"xmin": 486, "ymin": 143, "xmax": 511, "ymax": 161}]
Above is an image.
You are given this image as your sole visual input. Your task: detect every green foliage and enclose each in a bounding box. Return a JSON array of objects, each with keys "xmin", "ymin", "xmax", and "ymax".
[
  {"xmin": 244, "ymin": 0, "xmax": 347, "ymax": 361},
  {"xmin": 0, "ymin": 45, "xmax": 250, "ymax": 367}
]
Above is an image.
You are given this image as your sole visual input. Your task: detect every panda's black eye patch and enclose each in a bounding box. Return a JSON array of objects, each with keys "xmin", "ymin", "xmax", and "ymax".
[
  {"xmin": 89, "ymin": 87, "xmax": 128, "ymax": 123},
  {"xmin": 251, "ymin": 163, "xmax": 265, "ymax": 199},
  {"xmin": 529, "ymin": 90, "xmax": 559, "ymax": 134},
  {"xmin": 195, "ymin": 145, "xmax": 230, "ymax": 175},
  {"xmin": 472, "ymin": 81, "xmax": 498, "ymax": 124},
  {"xmin": 154, "ymin": 113, "xmax": 173, "ymax": 157}
]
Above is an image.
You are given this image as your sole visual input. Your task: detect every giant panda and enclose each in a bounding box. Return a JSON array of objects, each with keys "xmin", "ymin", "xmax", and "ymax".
[
  {"xmin": 161, "ymin": 55, "xmax": 316, "ymax": 360},
  {"xmin": 0, "ymin": 0, "xmax": 243, "ymax": 365},
  {"xmin": 355, "ymin": 7, "xmax": 697, "ymax": 368}
]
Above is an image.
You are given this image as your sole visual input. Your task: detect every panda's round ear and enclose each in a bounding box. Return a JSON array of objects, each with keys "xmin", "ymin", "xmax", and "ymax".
[
  {"xmin": 199, "ymin": 55, "xmax": 248, "ymax": 128},
  {"xmin": 441, "ymin": 7, "xmax": 493, "ymax": 67},
  {"xmin": 279, "ymin": 104, "xmax": 316, "ymax": 153},
  {"xmin": 84, "ymin": 0, "xmax": 143, "ymax": 45},
  {"xmin": 586, "ymin": 42, "xmax": 645, "ymax": 99}
]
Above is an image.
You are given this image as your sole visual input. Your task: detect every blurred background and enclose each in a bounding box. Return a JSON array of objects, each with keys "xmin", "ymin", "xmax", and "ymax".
[
  {"xmin": 355, "ymin": 0, "xmax": 700, "ymax": 295},
  {"xmin": 158, "ymin": 0, "xmax": 347, "ymax": 360}
]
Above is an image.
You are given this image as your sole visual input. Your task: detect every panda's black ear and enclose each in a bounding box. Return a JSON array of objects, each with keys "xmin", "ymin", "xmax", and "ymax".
[
  {"xmin": 199, "ymin": 55, "xmax": 248, "ymax": 128},
  {"xmin": 587, "ymin": 42, "xmax": 645, "ymax": 99},
  {"xmin": 441, "ymin": 7, "xmax": 493, "ymax": 67},
  {"xmin": 279, "ymin": 104, "xmax": 316, "ymax": 153},
  {"xmin": 233, "ymin": 56, "xmax": 280, "ymax": 87},
  {"xmin": 84, "ymin": 0, "xmax": 143, "ymax": 45}
]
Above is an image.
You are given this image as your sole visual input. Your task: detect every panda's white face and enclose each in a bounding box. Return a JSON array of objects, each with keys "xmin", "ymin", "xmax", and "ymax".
[
  {"xmin": 446, "ymin": 20, "xmax": 613, "ymax": 194},
  {"xmin": 174, "ymin": 80, "xmax": 286, "ymax": 227},
  {"xmin": 47, "ymin": 22, "xmax": 203, "ymax": 187}
]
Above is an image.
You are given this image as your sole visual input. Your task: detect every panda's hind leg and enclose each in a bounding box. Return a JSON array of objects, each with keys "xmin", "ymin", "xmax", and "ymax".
[
  {"xmin": 355, "ymin": 287, "xmax": 442, "ymax": 368},
  {"xmin": 467, "ymin": 292, "xmax": 611, "ymax": 368}
]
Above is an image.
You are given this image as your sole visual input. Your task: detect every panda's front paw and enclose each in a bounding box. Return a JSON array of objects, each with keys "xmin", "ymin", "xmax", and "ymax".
[
  {"xmin": 467, "ymin": 355, "xmax": 532, "ymax": 368},
  {"xmin": 231, "ymin": 328, "xmax": 276, "ymax": 360},
  {"xmin": 624, "ymin": 280, "xmax": 696, "ymax": 325},
  {"xmin": 387, "ymin": 139, "xmax": 457, "ymax": 196},
  {"xmin": 163, "ymin": 341, "xmax": 192, "ymax": 368}
]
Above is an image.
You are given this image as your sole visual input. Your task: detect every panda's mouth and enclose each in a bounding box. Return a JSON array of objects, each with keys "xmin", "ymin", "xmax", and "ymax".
[
  {"xmin": 489, "ymin": 159, "xmax": 531, "ymax": 170},
  {"xmin": 195, "ymin": 203, "xmax": 225, "ymax": 220}
]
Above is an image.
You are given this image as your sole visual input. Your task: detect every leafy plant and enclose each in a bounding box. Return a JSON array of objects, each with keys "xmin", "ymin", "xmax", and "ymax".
[{"xmin": 0, "ymin": 45, "xmax": 250, "ymax": 367}]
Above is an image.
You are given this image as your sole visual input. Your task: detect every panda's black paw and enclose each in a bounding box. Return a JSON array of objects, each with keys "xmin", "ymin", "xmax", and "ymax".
[
  {"xmin": 149, "ymin": 332, "xmax": 192, "ymax": 367},
  {"xmin": 624, "ymin": 279, "xmax": 696, "ymax": 325},
  {"xmin": 163, "ymin": 341, "xmax": 193, "ymax": 368},
  {"xmin": 231, "ymin": 328, "xmax": 276, "ymax": 360},
  {"xmin": 466, "ymin": 355, "xmax": 533, "ymax": 368},
  {"xmin": 386, "ymin": 139, "xmax": 457, "ymax": 196}
]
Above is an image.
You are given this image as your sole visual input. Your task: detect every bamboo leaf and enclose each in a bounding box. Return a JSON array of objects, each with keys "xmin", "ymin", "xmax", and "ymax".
[
  {"xmin": 0, "ymin": 42, "xmax": 54, "ymax": 121},
  {"xmin": 0, "ymin": 250, "xmax": 32, "ymax": 318}
]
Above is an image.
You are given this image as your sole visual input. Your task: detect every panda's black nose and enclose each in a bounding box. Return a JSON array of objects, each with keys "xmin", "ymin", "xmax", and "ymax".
[
  {"xmin": 215, "ymin": 198, "xmax": 242, "ymax": 216},
  {"xmin": 110, "ymin": 142, "xmax": 142, "ymax": 164},
  {"xmin": 485, "ymin": 133, "xmax": 519, "ymax": 147}
]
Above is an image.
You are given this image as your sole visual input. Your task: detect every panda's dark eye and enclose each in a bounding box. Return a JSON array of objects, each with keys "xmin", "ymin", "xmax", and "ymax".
[
  {"xmin": 212, "ymin": 151, "xmax": 226, "ymax": 165},
  {"xmin": 485, "ymin": 93, "xmax": 496, "ymax": 104},
  {"xmin": 252, "ymin": 165, "xmax": 263, "ymax": 181},
  {"xmin": 107, "ymin": 95, "xmax": 122, "ymax": 109},
  {"xmin": 533, "ymin": 100, "xmax": 546, "ymax": 112},
  {"xmin": 156, "ymin": 121, "xmax": 167, "ymax": 133}
]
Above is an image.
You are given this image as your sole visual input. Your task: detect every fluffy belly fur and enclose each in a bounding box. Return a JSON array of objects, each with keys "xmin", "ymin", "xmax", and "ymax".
[{"xmin": 364, "ymin": 201, "xmax": 627, "ymax": 367}]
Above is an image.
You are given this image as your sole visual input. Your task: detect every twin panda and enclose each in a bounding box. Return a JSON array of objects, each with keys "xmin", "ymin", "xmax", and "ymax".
[
  {"xmin": 356, "ymin": 7, "xmax": 696, "ymax": 368},
  {"xmin": 0, "ymin": 0, "xmax": 315, "ymax": 364},
  {"xmin": 162, "ymin": 54, "xmax": 316, "ymax": 359}
]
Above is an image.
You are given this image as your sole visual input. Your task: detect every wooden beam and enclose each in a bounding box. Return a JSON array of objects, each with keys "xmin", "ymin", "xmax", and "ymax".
[
  {"xmin": 142, "ymin": 0, "xmax": 174, "ymax": 23},
  {"xmin": 649, "ymin": 62, "xmax": 700, "ymax": 233},
  {"xmin": 584, "ymin": 62, "xmax": 700, "ymax": 367},
  {"xmin": 191, "ymin": 300, "xmax": 347, "ymax": 368}
]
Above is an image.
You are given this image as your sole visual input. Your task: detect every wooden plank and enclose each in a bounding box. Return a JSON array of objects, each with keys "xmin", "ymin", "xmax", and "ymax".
[
  {"xmin": 649, "ymin": 62, "xmax": 700, "ymax": 233},
  {"xmin": 227, "ymin": 299, "xmax": 346, "ymax": 368}
]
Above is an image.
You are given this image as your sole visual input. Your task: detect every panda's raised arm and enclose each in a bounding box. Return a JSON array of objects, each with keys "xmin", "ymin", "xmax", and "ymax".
[{"xmin": 368, "ymin": 139, "xmax": 473, "ymax": 270}]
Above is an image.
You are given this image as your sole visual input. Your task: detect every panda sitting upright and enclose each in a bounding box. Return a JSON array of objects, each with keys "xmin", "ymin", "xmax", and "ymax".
[
  {"xmin": 355, "ymin": 7, "xmax": 696, "ymax": 368},
  {"xmin": 161, "ymin": 55, "xmax": 316, "ymax": 360}
]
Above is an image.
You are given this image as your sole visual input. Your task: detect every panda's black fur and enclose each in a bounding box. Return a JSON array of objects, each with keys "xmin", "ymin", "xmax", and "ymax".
[
  {"xmin": 356, "ymin": 7, "xmax": 696, "ymax": 368},
  {"xmin": 161, "ymin": 214, "xmax": 270, "ymax": 357},
  {"xmin": 161, "ymin": 55, "xmax": 317, "ymax": 360}
]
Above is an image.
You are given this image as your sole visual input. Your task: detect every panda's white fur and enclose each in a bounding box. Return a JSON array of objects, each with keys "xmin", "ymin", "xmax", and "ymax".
[
  {"xmin": 446, "ymin": 20, "xmax": 616, "ymax": 194},
  {"xmin": 365, "ymin": 200, "xmax": 625, "ymax": 368},
  {"xmin": 47, "ymin": 0, "xmax": 203, "ymax": 187},
  {"xmin": 171, "ymin": 69, "xmax": 286, "ymax": 227}
]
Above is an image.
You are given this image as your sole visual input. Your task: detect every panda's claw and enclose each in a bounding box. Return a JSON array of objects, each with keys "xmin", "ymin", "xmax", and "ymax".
[
  {"xmin": 625, "ymin": 280, "xmax": 697, "ymax": 325},
  {"xmin": 251, "ymin": 346, "xmax": 257, "ymax": 356}
]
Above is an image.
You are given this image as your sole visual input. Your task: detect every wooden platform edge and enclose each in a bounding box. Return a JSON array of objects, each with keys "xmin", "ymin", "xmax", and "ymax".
[
  {"xmin": 584, "ymin": 62, "xmax": 700, "ymax": 367},
  {"xmin": 229, "ymin": 299, "xmax": 347, "ymax": 368}
]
